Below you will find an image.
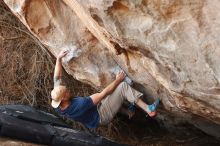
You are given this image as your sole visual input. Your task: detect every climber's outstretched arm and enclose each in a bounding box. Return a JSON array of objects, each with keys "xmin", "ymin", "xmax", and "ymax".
[
  {"xmin": 54, "ymin": 50, "xmax": 68, "ymax": 79},
  {"xmin": 90, "ymin": 71, "xmax": 126, "ymax": 105}
]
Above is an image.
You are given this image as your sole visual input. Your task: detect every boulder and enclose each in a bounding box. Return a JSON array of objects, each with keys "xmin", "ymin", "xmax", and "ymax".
[
  {"xmin": 3, "ymin": 0, "xmax": 220, "ymax": 137},
  {"xmin": 0, "ymin": 104, "xmax": 125, "ymax": 146}
]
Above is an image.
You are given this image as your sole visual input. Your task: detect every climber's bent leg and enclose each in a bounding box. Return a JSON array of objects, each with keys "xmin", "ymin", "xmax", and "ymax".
[{"xmin": 97, "ymin": 81, "xmax": 143, "ymax": 125}]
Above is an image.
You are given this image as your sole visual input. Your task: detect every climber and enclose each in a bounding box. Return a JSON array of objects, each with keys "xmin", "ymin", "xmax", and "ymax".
[{"xmin": 51, "ymin": 50, "xmax": 160, "ymax": 129}]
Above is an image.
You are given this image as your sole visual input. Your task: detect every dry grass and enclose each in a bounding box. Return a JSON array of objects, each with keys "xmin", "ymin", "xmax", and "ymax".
[{"xmin": 0, "ymin": 2, "xmax": 52, "ymax": 108}]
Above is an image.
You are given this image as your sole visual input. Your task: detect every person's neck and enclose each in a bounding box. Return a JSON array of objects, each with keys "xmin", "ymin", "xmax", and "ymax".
[{"xmin": 60, "ymin": 100, "xmax": 71, "ymax": 111}]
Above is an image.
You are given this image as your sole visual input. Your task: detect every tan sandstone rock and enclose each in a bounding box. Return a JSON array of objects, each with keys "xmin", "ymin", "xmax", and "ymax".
[{"xmin": 3, "ymin": 0, "xmax": 220, "ymax": 136}]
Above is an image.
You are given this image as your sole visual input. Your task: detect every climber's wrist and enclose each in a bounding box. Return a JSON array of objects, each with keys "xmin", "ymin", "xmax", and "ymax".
[
  {"xmin": 56, "ymin": 57, "xmax": 62, "ymax": 62},
  {"xmin": 115, "ymin": 78, "xmax": 122, "ymax": 84}
]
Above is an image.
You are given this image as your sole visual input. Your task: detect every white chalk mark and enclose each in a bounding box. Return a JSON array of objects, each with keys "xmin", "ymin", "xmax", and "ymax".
[
  {"xmin": 62, "ymin": 44, "xmax": 82, "ymax": 64},
  {"xmin": 110, "ymin": 66, "xmax": 133, "ymax": 85}
]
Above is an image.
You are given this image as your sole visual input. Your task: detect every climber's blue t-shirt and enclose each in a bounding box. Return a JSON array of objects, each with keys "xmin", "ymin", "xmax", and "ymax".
[{"xmin": 55, "ymin": 96, "xmax": 100, "ymax": 129}]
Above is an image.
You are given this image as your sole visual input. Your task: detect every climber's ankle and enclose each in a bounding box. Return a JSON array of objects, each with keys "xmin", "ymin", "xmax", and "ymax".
[{"xmin": 146, "ymin": 98, "xmax": 160, "ymax": 117}]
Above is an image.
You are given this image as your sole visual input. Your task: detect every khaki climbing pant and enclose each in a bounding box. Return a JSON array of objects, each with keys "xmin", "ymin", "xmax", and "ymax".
[{"xmin": 97, "ymin": 81, "xmax": 143, "ymax": 125}]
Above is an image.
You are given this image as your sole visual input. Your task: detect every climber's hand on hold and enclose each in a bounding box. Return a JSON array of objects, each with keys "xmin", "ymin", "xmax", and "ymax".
[
  {"xmin": 91, "ymin": 71, "xmax": 126, "ymax": 105},
  {"xmin": 54, "ymin": 49, "xmax": 69, "ymax": 78},
  {"xmin": 57, "ymin": 50, "xmax": 69, "ymax": 60},
  {"xmin": 116, "ymin": 71, "xmax": 126, "ymax": 82}
]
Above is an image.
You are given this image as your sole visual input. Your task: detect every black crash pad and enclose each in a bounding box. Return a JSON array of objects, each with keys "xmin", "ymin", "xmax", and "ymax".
[
  {"xmin": 0, "ymin": 105, "xmax": 126, "ymax": 146},
  {"xmin": 0, "ymin": 104, "xmax": 69, "ymax": 127}
]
